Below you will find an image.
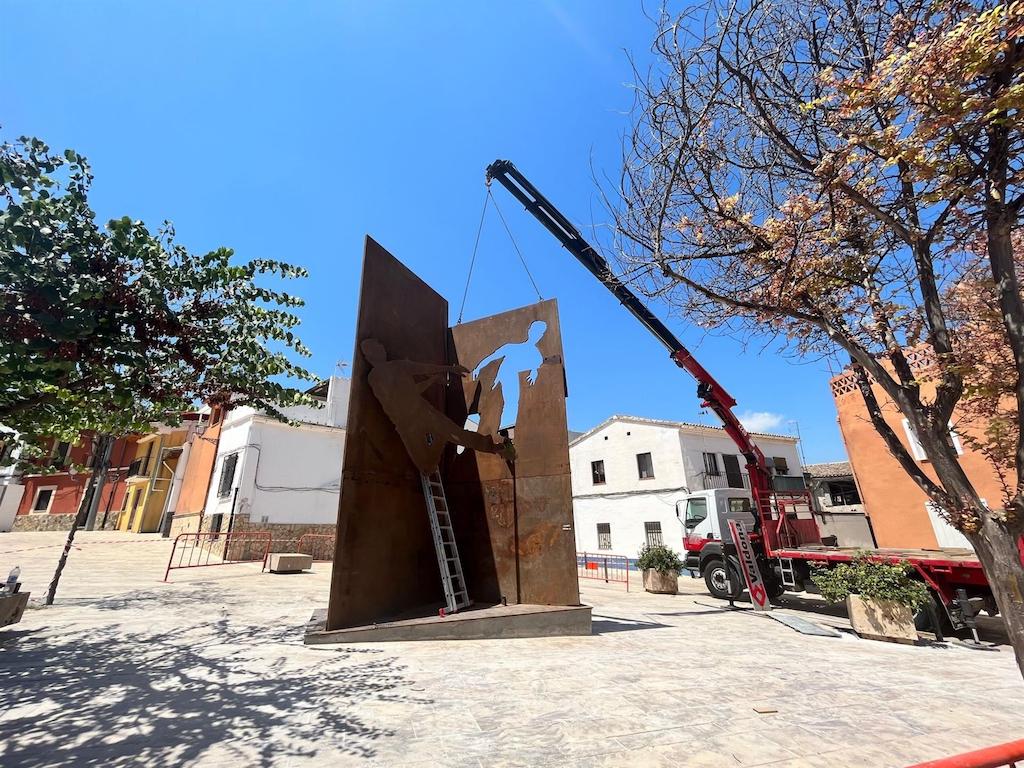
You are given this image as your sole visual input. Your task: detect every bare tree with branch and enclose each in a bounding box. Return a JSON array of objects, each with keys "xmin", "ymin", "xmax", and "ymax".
[{"xmin": 615, "ymin": 0, "xmax": 1024, "ymax": 675}]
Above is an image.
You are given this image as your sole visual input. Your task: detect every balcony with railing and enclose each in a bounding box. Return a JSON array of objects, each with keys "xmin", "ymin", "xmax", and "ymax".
[
  {"xmin": 698, "ymin": 471, "xmax": 750, "ymax": 491},
  {"xmin": 127, "ymin": 456, "xmax": 150, "ymax": 478},
  {"xmin": 697, "ymin": 471, "xmax": 807, "ymax": 492},
  {"xmin": 772, "ymin": 474, "xmax": 808, "ymax": 492}
]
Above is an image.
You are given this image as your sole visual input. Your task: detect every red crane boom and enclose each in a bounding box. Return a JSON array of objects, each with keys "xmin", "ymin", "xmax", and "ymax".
[{"xmin": 484, "ymin": 159, "xmax": 774, "ymax": 517}]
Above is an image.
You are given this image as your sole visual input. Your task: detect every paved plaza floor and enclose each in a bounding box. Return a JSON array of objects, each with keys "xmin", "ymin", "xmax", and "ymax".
[{"xmin": 0, "ymin": 531, "xmax": 1021, "ymax": 767}]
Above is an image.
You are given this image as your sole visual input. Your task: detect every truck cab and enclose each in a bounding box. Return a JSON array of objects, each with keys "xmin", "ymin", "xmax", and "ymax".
[{"xmin": 678, "ymin": 488, "xmax": 758, "ymax": 599}]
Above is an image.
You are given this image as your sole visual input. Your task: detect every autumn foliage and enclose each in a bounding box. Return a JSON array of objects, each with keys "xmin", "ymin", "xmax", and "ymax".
[{"xmin": 617, "ymin": 0, "xmax": 1024, "ymax": 674}]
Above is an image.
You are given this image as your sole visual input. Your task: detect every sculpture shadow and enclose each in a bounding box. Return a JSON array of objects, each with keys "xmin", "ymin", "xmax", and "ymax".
[
  {"xmin": 0, "ymin": 608, "xmax": 430, "ymax": 767},
  {"xmin": 590, "ymin": 614, "xmax": 670, "ymax": 634}
]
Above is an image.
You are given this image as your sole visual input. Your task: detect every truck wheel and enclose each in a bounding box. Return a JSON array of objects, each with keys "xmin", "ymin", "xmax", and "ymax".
[
  {"xmin": 765, "ymin": 578, "xmax": 786, "ymax": 602},
  {"xmin": 914, "ymin": 592, "xmax": 954, "ymax": 635},
  {"xmin": 704, "ymin": 559, "xmax": 742, "ymax": 600}
]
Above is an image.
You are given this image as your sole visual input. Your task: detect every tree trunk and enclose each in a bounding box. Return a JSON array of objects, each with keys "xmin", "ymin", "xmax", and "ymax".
[
  {"xmin": 44, "ymin": 483, "xmax": 92, "ymax": 606},
  {"xmin": 45, "ymin": 435, "xmax": 113, "ymax": 605},
  {"xmin": 970, "ymin": 513, "xmax": 1024, "ymax": 678}
]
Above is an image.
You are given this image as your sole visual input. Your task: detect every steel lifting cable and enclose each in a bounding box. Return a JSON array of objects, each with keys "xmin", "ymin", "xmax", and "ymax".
[
  {"xmin": 457, "ymin": 189, "xmax": 491, "ymax": 325},
  {"xmin": 456, "ymin": 185, "xmax": 545, "ymax": 324},
  {"xmin": 489, "ymin": 188, "xmax": 544, "ymax": 304}
]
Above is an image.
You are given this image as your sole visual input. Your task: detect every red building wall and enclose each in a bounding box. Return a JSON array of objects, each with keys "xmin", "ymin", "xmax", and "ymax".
[{"xmin": 14, "ymin": 434, "xmax": 139, "ymax": 531}]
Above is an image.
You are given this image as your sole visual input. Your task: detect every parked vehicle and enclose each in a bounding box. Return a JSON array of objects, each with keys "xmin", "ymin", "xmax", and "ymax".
[{"xmin": 675, "ymin": 486, "xmax": 990, "ymax": 629}]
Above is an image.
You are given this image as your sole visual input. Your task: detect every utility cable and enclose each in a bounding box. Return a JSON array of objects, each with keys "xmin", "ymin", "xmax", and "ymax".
[
  {"xmin": 457, "ymin": 189, "xmax": 491, "ymax": 325},
  {"xmin": 489, "ymin": 188, "xmax": 544, "ymax": 303}
]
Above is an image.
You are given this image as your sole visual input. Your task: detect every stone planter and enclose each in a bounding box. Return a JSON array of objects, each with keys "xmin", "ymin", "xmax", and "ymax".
[
  {"xmin": 0, "ymin": 591, "xmax": 29, "ymax": 628},
  {"xmin": 846, "ymin": 594, "xmax": 918, "ymax": 644},
  {"xmin": 642, "ymin": 569, "xmax": 679, "ymax": 595}
]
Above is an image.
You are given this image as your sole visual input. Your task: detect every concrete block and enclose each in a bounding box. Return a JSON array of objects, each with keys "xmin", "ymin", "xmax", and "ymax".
[
  {"xmin": 268, "ymin": 553, "xmax": 313, "ymax": 574},
  {"xmin": 846, "ymin": 594, "xmax": 918, "ymax": 644}
]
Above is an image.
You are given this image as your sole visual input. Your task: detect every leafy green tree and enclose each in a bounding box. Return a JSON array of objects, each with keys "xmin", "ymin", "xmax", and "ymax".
[
  {"xmin": 2, "ymin": 136, "xmax": 315, "ymax": 453},
  {"xmin": 1, "ymin": 135, "xmax": 316, "ymax": 599}
]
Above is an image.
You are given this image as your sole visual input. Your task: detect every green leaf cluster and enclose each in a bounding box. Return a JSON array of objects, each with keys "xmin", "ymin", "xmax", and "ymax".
[
  {"xmin": 636, "ymin": 543, "xmax": 684, "ymax": 575},
  {"xmin": 1, "ymin": 135, "xmax": 317, "ymax": 462},
  {"xmin": 811, "ymin": 554, "xmax": 930, "ymax": 609}
]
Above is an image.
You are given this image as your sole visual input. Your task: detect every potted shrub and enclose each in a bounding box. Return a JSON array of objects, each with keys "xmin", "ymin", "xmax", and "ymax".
[
  {"xmin": 637, "ymin": 544, "xmax": 684, "ymax": 595},
  {"xmin": 811, "ymin": 555, "xmax": 930, "ymax": 644}
]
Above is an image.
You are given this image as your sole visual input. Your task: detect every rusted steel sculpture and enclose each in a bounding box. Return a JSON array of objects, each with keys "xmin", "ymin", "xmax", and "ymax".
[{"xmin": 326, "ymin": 237, "xmax": 579, "ymax": 631}]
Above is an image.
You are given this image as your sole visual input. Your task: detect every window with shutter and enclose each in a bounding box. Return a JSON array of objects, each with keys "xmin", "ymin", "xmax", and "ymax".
[
  {"xmin": 217, "ymin": 453, "xmax": 238, "ymax": 498},
  {"xmin": 51, "ymin": 441, "xmax": 72, "ymax": 469},
  {"xmin": 636, "ymin": 452, "xmax": 655, "ymax": 480},
  {"xmin": 901, "ymin": 419, "xmax": 965, "ymax": 461},
  {"xmin": 702, "ymin": 452, "xmax": 720, "ymax": 476},
  {"xmin": 644, "ymin": 521, "xmax": 663, "ymax": 546},
  {"xmin": 901, "ymin": 419, "xmax": 928, "ymax": 460}
]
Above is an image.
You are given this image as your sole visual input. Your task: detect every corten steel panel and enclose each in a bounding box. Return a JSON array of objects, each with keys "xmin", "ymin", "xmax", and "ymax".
[
  {"xmin": 326, "ymin": 237, "xmax": 449, "ymax": 630},
  {"xmin": 447, "ymin": 299, "xmax": 580, "ymax": 607}
]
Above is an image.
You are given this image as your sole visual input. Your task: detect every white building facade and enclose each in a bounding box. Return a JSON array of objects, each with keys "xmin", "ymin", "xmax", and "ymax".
[
  {"xmin": 571, "ymin": 415, "xmax": 804, "ymax": 560},
  {"xmin": 202, "ymin": 376, "xmax": 349, "ymax": 537},
  {"xmin": 0, "ymin": 431, "xmax": 23, "ymax": 532}
]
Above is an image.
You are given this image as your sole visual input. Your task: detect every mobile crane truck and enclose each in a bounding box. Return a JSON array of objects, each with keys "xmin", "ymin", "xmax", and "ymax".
[{"xmin": 486, "ymin": 158, "xmax": 996, "ymax": 633}]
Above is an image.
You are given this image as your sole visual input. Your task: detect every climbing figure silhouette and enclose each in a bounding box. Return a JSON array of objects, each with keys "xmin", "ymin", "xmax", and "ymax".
[
  {"xmin": 472, "ymin": 320, "xmax": 549, "ymax": 429},
  {"xmin": 361, "ymin": 338, "xmax": 508, "ymax": 473}
]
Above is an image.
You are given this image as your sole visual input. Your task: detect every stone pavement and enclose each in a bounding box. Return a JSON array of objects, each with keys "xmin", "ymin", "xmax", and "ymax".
[{"xmin": 0, "ymin": 531, "xmax": 1021, "ymax": 768}]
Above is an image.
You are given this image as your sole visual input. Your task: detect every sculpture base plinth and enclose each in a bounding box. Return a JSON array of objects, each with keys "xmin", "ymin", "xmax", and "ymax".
[{"xmin": 304, "ymin": 603, "xmax": 592, "ymax": 644}]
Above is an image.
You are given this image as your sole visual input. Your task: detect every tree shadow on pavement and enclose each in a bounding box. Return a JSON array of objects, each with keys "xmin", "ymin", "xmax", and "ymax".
[
  {"xmin": 82, "ymin": 582, "xmax": 253, "ymax": 612},
  {"xmin": 0, "ymin": 613, "xmax": 431, "ymax": 767}
]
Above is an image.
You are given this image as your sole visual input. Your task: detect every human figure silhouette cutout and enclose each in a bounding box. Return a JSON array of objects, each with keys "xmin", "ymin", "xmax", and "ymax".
[
  {"xmin": 472, "ymin": 320, "xmax": 550, "ymax": 429},
  {"xmin": 360, "ymin": 338, "xmax": 508, "ymax": 473}
]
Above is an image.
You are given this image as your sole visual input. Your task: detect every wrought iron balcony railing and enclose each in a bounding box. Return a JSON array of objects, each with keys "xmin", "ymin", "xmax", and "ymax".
[{"xmin": 127, "ymin": 456, "xmax": 150, "ymax": 478}]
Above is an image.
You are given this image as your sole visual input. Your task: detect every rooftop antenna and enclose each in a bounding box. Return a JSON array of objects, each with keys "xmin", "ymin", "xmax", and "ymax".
[{"xmin": 787, "ymin": 419, "xmax": 808, "ymax": 468}]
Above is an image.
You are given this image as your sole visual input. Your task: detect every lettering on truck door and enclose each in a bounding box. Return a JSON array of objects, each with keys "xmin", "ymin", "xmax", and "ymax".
[{"xmin": 727, "ymin": 519, "xmax": 770, "ymax": 611}]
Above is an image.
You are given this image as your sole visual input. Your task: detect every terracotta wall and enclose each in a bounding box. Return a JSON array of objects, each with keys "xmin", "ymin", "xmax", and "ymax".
[
  {"xmin": 172, "ymin": 406, "xmax": 225, "ymax": 523},
  {"xmin": 831, "ymin": 370, "xmax": 1011, "ymax": 549}
]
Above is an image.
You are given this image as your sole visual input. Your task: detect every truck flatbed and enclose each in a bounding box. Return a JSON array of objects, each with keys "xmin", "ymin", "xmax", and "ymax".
[{"xmin": 775, "ymin": 545, "xmax": 982, "ymax": 569}]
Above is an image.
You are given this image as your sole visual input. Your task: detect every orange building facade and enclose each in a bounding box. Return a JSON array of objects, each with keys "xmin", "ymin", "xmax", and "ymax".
[
  {"xmin": 168, "ymin": 404, "xmax": 226, "ymax": 535},
  {"xmin": 830, "ymin": 363, "xmax": 1012, "ymax": 550}
]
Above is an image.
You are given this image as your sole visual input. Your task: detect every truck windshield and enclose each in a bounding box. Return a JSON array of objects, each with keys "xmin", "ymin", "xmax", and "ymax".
[{"xmin": 684, "ymin": 498, "xmax": 708, "ymax": 530}]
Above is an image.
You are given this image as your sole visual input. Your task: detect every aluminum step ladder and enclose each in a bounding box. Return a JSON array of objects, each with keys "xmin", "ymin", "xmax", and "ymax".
[
  {"xmin": 779, "ymin": 557, "xmax": 797, "ymax": 588},
  {"xmin": 420, "ymin": 470, "xmax": 471, "ymax": 614}
]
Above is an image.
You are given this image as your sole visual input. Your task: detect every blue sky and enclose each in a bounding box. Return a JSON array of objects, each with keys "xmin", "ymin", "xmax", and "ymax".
[{"xmin": 2, "ymin": 2, "xmax": 849, "ymax": 462}]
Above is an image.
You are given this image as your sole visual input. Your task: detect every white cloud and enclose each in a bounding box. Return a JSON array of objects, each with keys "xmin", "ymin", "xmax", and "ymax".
[{"xmin": 738, "ymin": 410, "xmax": 785, "ymax": 432}]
